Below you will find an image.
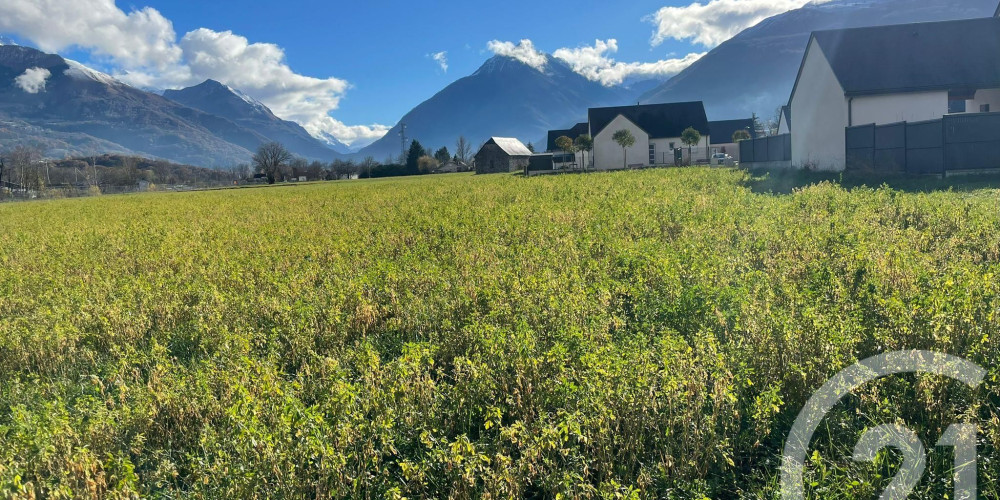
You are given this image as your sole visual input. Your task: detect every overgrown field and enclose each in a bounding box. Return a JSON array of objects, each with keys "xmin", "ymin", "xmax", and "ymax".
[{"xmin": 1, "ymin": 169, "xmax": 999, "ymax": 498}]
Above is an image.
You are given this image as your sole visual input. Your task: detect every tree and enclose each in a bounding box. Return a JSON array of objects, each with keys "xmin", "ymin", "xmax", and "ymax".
[
  {"xmin": 406, "ymin": 140, "xmax": 425, "ymax": 175},
  {"xmin": 253, "ymin": 142, "xmax": 292, "ymax": 184},
  {"xmin": 120, "ymin": 156, "xmax": 140, "ymax": 187},
  {"xmin": 612, "ymin": 129, "xmax": 635, "ymax": 170},
  {"xmin": 526, "ymin": 142, "xmax": 535, "ymax": 153},
  {"xmin": 418, "ymin": 155, "xmax": 439, "ymax": 174},
  {"xmin": 681, "ymin": 127, "xmax": 702, "ymax": 165},
  {"xmin": 361, "ymin": 156, "xmax": 377, "ymax": 178},
  {"xmin": 455, "ymin": 136, "xmax": 471, "ymax": 164},
  {"xmin": 434, "ymin": 147, "xmax": 451, "ymax": 165},
  {"xmin": 732, "ymin": 129, "xmax": 752, "ymax": 143},
  {"xmin": 574, "ymin": 134, "xmax": 593, "ymax": 171},
  {"xmin": 555, "ymin": 135, "xmax": 576, "ymax": 170},
  {"xmin": 307, "ymin": 161, "xmax": 326, "ymax": 181},
  {"xmin": 8, "ymin": 145, "xmax": 42, "ymax": 191}
]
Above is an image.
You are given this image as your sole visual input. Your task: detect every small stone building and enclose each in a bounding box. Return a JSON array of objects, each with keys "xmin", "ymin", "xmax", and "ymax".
[{"xmin": 474, "ymin": 137, "xmax": 532, "ymax": 174}]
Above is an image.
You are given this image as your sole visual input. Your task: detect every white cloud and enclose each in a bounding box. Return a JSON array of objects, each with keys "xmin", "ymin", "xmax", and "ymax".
[
  {"xmin": 554, "ymin": 39, "xmax": 705, "ymax": 87},
  {"xmin": 648, "ymin": 0, "xmax": 831, "ymax": 48},
  {"xmin": 15, "ymin": 67, "xmax": 51, "ymax": 93},
  {"xmin": 305, "ymin": 117, "xmax": 391, "ymax": 148},
  {"xmin": 486, "ymin": 39, "xmax": 547, "ymax": 71},
  {"xmin": 429, "ymin": 51, "xmax": 448, "ymax": 72},
  {"xmin": 0, "ymin": 0, "xmax": 387, "ymax": 146}
]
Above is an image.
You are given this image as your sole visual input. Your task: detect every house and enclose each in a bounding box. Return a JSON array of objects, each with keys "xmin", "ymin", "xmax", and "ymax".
[
  {"xmin": 589, "ymin": 102, "xmax": 710, "ymax": 170},
  {"xmin": 787, "ymin": 15, "xmax": 1000, "ymax": 170},
  {"xmin": 708, "ymin": 119, "xmax": 756, "ymax": 161},
  {"xmin": 474, "ymin": 137, "xmax": 533, "ymax": 174},
  {"xmin": 777, "ymin": 106, "xmax": 791, "ymax": 135},
  {"xmin": 547, "ymin": 122, "xmax": 590, "ymax": 169}
]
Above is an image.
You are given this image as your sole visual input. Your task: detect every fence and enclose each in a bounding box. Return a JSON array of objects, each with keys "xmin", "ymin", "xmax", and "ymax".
[
  {"xmin": 845, "ymin": 112, "xmax": 1000, "ymax": 175},
  {"xmin": 739, "ymin": 134, "xmax": 792, "ymax": 168}
]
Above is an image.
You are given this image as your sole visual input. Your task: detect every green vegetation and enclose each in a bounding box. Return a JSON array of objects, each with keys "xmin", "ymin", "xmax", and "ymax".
[{"xmin": 0, "ymin": 168, "xmax": 999, "ymax": 498}]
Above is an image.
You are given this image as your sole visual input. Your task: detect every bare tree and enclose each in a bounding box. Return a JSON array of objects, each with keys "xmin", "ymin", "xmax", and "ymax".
[
  {"xmin": 121, "ymin": 156, "xmax": 140, "ymax": 187},
  {"xmin": 360, "ymin": 156, "xmax": 377, "ymax": 178},
  {"xmin": 455, "ymin": 136, "xmax": 472, "ymax": 164},
  {"xmin": 252, "ymin": 142, "xmax": 292, "ymax": 184},
  {"xmin": 8, "ymin": 146, "xmax": 43, "ymax": 191}
]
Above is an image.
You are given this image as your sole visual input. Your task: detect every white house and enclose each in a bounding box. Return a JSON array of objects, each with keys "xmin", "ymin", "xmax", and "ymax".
[
  {"xmin": 589, "ymin": 102, "xmax": 711, "ymax": 170},
  {"xmin": 777, "ymin": 106, "xmax": 791, "ymax": 135},
  {"xmin": 787, "ymin": 15, "xmax": 1000, "ymax": 170}
]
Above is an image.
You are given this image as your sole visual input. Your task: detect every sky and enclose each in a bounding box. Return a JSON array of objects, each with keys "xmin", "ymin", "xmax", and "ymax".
[{"xmin": 0, "ymin": 0, "xmax": 824, "ymax": 147}]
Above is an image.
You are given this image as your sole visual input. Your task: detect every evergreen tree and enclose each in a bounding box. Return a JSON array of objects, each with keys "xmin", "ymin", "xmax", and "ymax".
[{"xmin": 406, "ymin": 140, "xmax": 426, "ymax": 175}]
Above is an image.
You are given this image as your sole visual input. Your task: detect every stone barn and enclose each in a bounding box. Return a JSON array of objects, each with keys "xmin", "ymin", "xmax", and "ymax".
[{"xmin": 474, "ymin": 137, "xmax": 532, "ymax": 174}]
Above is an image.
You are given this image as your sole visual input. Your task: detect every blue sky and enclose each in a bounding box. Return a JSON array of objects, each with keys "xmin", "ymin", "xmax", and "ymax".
[
  {"xmin": 136, "ymin": 0, "xmax": 696, "ymax": 124},
  {"xmin": 0, "ymin": 0, "xmax": 819, "ymax": 146}
]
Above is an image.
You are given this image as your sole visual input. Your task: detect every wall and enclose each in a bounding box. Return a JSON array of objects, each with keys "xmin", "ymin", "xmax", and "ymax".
[
  {"xmin": 790, "ymin": 38, "xmax": 849, "ymax": 171},
  {"xmin": 851, "ymin": 91, "xmax": 949, "ymax": 125},
  {"xmin": 967, "ymin": 88, "xmax": 1000, "ymax": 113},
  {"xmin": 593, "ymin": 114, "xmax": 649, "ymax": 170}
]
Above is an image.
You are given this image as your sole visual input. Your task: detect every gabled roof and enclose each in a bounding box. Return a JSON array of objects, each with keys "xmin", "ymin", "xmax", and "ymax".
[
  {"xmin": 810, "ymin": 17, "xmax": 1000, "ymax": 97},
  {"xmin": 547, "ymin": 123, "xmax": 589, "ymax": 151},
  {"xmin": 589, "ymin": 102, "xmax": 709, "ymax": 139},
  {"xmin": 479, "ymin": 137, "xmax": 533, "ymax": 157},
  {"xmin": 708, "ymin": 119, "xmax": 755, "ymax": 144}
]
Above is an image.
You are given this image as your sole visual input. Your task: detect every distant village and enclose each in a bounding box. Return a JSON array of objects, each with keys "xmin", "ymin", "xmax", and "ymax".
[{"xmin": 473, "ymin": 6, "xmax": 1000, "ymax": 177}]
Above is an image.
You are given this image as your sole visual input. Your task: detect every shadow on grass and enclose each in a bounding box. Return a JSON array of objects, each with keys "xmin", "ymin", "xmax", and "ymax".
[{"xmin": 745, "ymin": 168, "xmax": 1000, "ymax": 194}]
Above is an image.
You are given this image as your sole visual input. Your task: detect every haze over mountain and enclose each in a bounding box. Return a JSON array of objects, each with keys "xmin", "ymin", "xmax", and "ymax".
[
  {"xmin": 163, "ymin": 79, "xmax": 350, "ymax": 156},
  {"xmin": 357, "ymin": 55, "xmax": 652, "ymax": 160},
  {"xmin": 640, "ymin": 0, "xmax": 997, "ymax": 120}
]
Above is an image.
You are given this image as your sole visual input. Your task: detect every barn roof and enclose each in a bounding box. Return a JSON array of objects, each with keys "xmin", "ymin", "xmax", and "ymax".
[
  {"xmin": 589, "ymin": 102, "xmax": 709, "ymax": 139},
  {"xmin": 547, "ymin": 123, "xmax": 589, "ymax": 151},
  {"xmin": 480, "ymin": 137, "xmax": 533, "ymax": 157},
  {"xmin": 809, "ymin": 17, "xmax": 1000, "ymax": 97},
  {"xmin": 709, "ymin": 119, "xmax": 755, "ymax": 144}
]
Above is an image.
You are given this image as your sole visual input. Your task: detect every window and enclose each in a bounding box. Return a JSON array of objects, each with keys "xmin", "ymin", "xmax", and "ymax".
[
  {"xmin": 649, "ymin": 144, "xmax": 656, "ymax": 164},
  {"xmin": 949, "ymin": 99, "xmax": 967, "ymax": 113},
  {"xmin": 982, "ymin": 104, "xmax": 991, "ymax": 113}
]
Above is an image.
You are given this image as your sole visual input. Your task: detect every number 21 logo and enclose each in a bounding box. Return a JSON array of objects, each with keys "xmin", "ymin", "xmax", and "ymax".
[{"xmin": 781, "ymin": 351, "xmax": 985, "ymax": 500}]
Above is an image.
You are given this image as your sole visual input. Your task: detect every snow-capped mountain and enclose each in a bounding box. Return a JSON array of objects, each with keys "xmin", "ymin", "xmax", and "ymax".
[{"xmin": 163, "ymin": 79, "xmax": 345, "ymax": 159}]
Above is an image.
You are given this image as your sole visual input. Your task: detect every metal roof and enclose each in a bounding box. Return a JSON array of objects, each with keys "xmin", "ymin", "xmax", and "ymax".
[
  {"xmin": 481, "ymin": 137, "xmax": 533, "ymax": 157},
  {"xmin": 810, "ymin": 17, "xmax": 1000, "ymax": 97},
  {"xmin": 588, "ymin": 102, "xmax": 709, "ymax": 140}
]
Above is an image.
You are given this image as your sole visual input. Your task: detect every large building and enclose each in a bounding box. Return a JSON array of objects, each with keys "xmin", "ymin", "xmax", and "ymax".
[
  {"xmin": 474, "ymin": 137, "xmax": 533, "ymax": 174},
  {"xmin": 788, "ymin": 15, "xmax": 1000, "ymax": 170},
  {"xmin": 589, "ymin": 102, "xmax": 710, "ymax": 170}
]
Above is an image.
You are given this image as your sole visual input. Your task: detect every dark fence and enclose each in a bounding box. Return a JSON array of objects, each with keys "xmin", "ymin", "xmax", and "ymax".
[
  {"xmin": 739, "ymin": 134, "xmax": 792, "ymax": 164},
  {"xmin": 846, "ymin": 113, "xmax": 1000, "ymax": 174}
]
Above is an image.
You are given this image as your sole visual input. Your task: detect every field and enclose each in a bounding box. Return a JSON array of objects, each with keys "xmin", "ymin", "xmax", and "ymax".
[{"xmin": 0, "ymin": 168, "xmax": 999, "ymax": 498}]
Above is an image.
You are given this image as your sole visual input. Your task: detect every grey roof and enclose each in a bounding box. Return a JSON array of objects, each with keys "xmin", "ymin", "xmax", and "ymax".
[
  {"xmin": 709, "ymin": 119, "xmax": 756, "ymax": 144},
  {"xmin": 480, "ymin": 137, "xmax": 533, "ymax": 157},
  {"xmin": 809, "ymin": 17, "xmax": 1000, "ymax": 97},
  {"xmin": 589, "ymin": 102, "xmax": 709, "ymax": 139},
  {"xmin": 547, "ymin": 122, "xmax": 589, "ymax": 151}
]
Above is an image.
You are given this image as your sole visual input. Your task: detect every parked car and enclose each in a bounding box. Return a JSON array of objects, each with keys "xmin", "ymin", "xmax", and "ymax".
[{"xmin": 712, "ymin": 153, "xmax": 733, "ymax": 166}]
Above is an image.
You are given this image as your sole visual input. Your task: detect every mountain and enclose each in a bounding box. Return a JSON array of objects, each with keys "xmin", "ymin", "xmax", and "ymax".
[
  {"xmin": 358, "ymin": 55, "xmax": 635, "ymax": 160},
  {"xmin": 164, "ymin": 79, "xmax": 346, "ymax": 158},
  {"xmin": 0, "ymin": 45, "xmax": 266, "ymax": 166},
  {"xmin": 640, "ymin": 0, "xmax": 997, "ymax": 121}
]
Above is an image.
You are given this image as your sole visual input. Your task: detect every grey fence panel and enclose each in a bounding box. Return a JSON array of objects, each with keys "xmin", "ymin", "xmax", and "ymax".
[
  {"xmin": 847, "ymin": 124, "xmax": 876, "ymax": 149},
  {"xmin": 740, "ymin": 140, "xmax": 754, "ymax": 163},
  {"xmin": 767, "ymin": 136, "xmax": 783, "ymax": 161},
  {"xmin": 905, "ymin": 120, "xmax": 944, "ymax": 175},
  {"xmin": 946, "ymin": 141, "xmax": 1000, "ymax": 170},
  {"xmin": 944, "ymin": 112, "xmax": 1000, "ymax": 143}
]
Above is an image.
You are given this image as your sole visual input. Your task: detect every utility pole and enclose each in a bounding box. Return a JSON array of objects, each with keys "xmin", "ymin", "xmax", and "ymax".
[{"xmin": 399, "ymin": 123, "xmax": 407, "ymax": 163}]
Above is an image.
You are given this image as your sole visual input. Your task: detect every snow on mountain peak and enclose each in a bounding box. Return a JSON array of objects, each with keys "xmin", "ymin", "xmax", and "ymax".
[{"xmin": 64, "ymin": 59, "xmax": 120, "ymax": 86}]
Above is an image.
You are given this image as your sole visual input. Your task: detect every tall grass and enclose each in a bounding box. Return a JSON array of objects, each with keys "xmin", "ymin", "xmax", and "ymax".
[{"xmin": 0, "ymin": 169, "xmax": 997, "ymax": 498}]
